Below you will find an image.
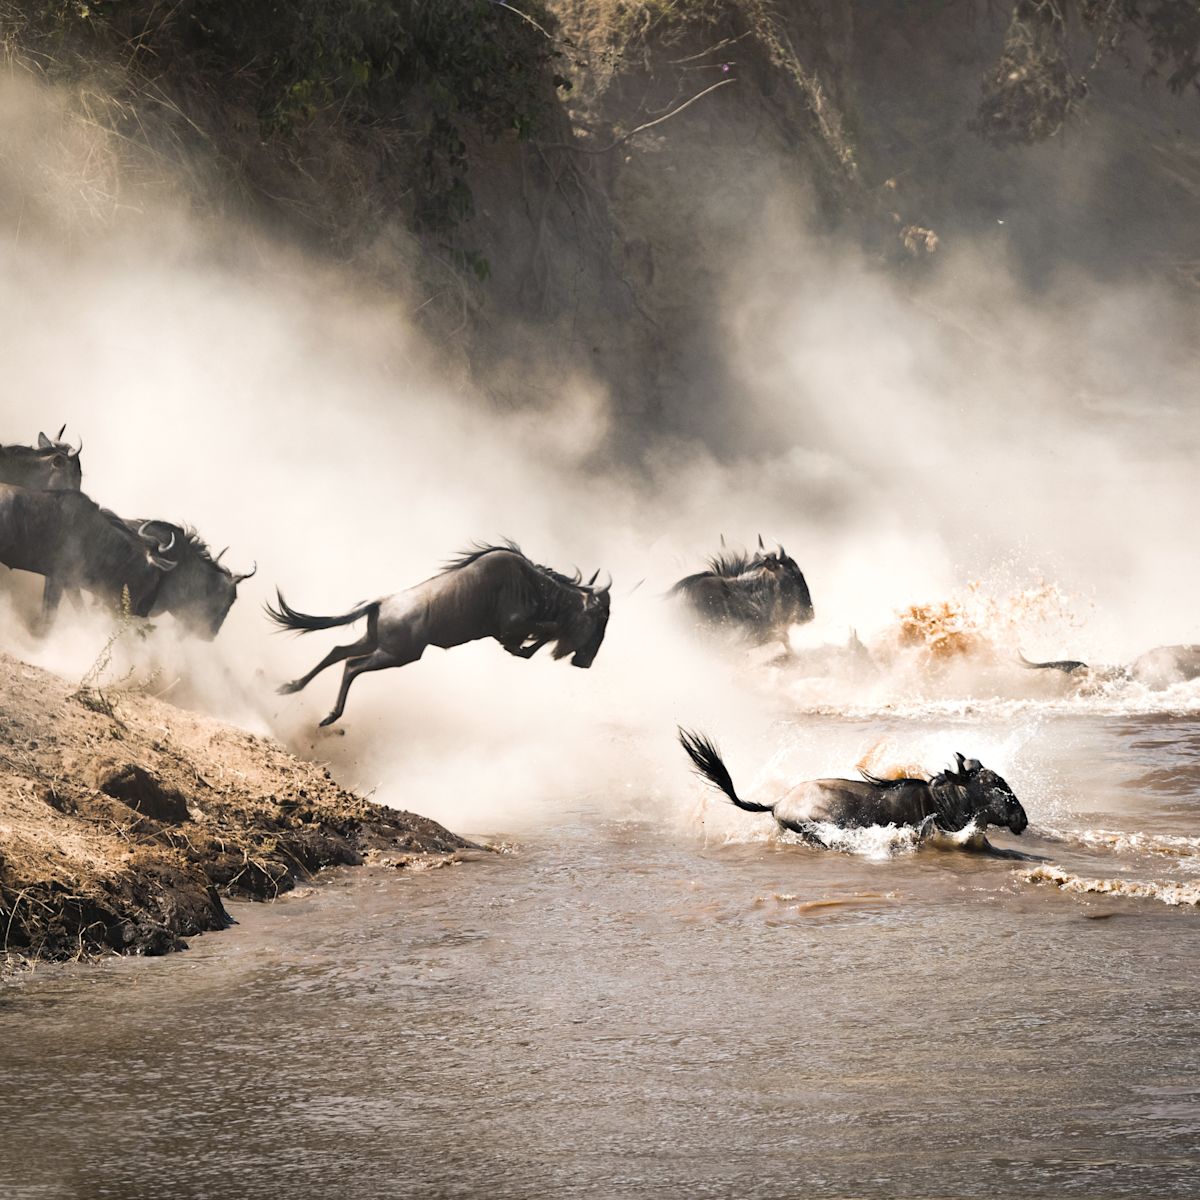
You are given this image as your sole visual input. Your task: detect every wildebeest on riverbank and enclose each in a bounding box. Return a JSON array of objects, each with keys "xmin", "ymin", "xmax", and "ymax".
[
  {"xmin": 0, "ymin": 486, "xmax": 251, "ymax": 636},
  {"xmin": 1, "ymin": 428, "xmax": 86, "ymax": 614},
  {"xmin": 678, "ymin": 729, "xmax": 1028, "ymax": 844},
  {"xmin": 0, "ymin": 427, "xmax": 83, "ymax": 492},
  {"xmin": 670, "ymin": 538, "xmax": 813, "ymax": 647},
  {"xmin": 268, "ymin": 541, "xmax": 612, "ymax": 727},
  {"xmin": 120, "ymin": 518, "xmax": 255, "ymax": 639}
]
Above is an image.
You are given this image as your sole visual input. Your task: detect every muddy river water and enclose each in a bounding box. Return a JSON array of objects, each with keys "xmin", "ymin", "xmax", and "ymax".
[{"xmin": 2, "ymin": 710, "xmax": 1199, "ymax": 1198}]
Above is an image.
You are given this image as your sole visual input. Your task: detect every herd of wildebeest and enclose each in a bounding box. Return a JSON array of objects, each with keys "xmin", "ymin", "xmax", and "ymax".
[{"xmin": 3, "ymin": 425, "xmax": 1198, "ymax": 846}]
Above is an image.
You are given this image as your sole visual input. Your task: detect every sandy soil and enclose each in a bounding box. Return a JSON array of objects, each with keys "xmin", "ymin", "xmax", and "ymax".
[{"xmin": 0, "ymin": 651, "xmax": 470, "ymax": 967}]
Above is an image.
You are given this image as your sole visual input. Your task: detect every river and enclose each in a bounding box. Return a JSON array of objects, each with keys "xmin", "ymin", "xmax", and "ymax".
[{"xmin": 2, "ymin": 707, "xmax": 1199, "ymax": 1198}]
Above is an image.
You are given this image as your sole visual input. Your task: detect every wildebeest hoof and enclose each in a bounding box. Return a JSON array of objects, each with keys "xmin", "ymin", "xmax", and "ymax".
[
  {"xmin": 318, "ymin": 713, "xmax": 340, "ymax": 728},
  {"xmin": 277, "ymin": 681, "xmax": 302, "ymax": 695}
]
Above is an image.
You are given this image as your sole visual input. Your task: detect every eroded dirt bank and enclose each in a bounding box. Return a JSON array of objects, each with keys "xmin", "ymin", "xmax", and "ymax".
[{"xmin": 0, "ymin": 651, "xmax": 470, "ymax": 966}]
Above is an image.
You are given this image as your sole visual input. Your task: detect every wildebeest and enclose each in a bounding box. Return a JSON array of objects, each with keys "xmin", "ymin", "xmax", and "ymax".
[
  {"xmin": 0, "ymin": 429, "xmax": 85, "ymax": 614},
  {"xmin": 670, "ymin": 536, "xmax": 814, "ymax": 646},
  {"xmin": 0, "ymin": 487, "xmax": 251, "ymax": 637},
  {"xmin": 1129, "ymin": 645, "xmax": 1200, "ymax": 689},
  {"xmin": 1018, "ymin": 652, "xmax": 1089, "ymax": 675},
  {"xmin": 268, "ymin": 542, "xmax": 612, "ymax": 727},
  {"xmin": 0, "ymin": 484, "xmax": 176, "ymax": 623},
  {"xmin": 1019, "ymin": 645, "xmax": 1200, "ymax": 691},
  {"xmin": 120, "ymin": 518, "xmax": 255, "ymax": 639},
  {"xmin": 678, "ymin": 729, "xmax": 1028, "ymax": 843},
  {"xmin": 0, "ymin": 427, "xmax": 83, "ymax": 491}
]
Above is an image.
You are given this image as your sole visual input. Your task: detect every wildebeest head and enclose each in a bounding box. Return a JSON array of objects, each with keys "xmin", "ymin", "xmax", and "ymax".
[
  {"xmin": 0, "ymin": 426, "xmax": 83, "ymax": 491},
  {"xmin": 755, "ymin": 537, "xmax": 814, "ymax": 626},
  {"xmin": 561, "ymin": 572, "xmax": 611, "ymax": 669},
  {"xmin": 954, "ymin": 752, "xmax": 1028, "ymax": 835},
  {"xmin": 132, "ymin": 520, "xmax": 255, "ymax": 639}
]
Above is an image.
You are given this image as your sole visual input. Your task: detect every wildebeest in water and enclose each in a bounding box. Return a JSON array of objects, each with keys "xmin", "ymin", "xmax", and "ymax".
[
  {"xmin": 268, "ymin": 541, "xmax": 612, "ymax": 727},
  {"xmin": 0, "ymin": 426, "xmax": 83, "ymax": 492},
  {"xmin": 670, "ymin": 536, "xmax": 814, "ymax": 647},
  {"xmin": 678, "ymin": 728, "xmax": 1028, "ymax": 845},
  {"xmin": 1020, "ymin": 645, "xmax": 1200, "ymax": 690}
]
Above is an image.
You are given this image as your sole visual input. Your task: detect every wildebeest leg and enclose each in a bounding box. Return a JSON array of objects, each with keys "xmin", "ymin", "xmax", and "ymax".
[
  {"xmin": 319, "ymin": 646, "xmax": 417, "ymax": 727},
  {"xmin": 969, "ymin": 837, "xmax": 1046, "ymax": 862},
  {"xmin": 278, "ymin": 634, "xmax": 375, "ymax": 695},
  {"xmin": 500, "ymin": 634, "xmax": 550, "ymax": 659},
  {"xmin": 34, "ymin": 577, "xmax": 64, "ymax": 636}
]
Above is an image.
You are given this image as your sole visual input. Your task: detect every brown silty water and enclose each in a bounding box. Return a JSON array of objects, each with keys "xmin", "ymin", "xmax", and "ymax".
[{"xmin": 3, "ymin": 701, "xmax": 1199, "ymax": 1199}]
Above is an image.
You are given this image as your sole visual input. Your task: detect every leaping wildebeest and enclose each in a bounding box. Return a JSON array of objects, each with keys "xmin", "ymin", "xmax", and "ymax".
[
  {"xmin": 0, "ymin": 426, "xmax": 83, "ymax": 492},
  {"xmin": 670, "ymin": 536, "xmax": 814, "ymax": 647},
  {"xmin": 678, "ymin": 728, "xmax": 1028, "ymax": 845},
  {"xmin": 268, "ymin": 541, "xmax": 613, "ymax": 727}
]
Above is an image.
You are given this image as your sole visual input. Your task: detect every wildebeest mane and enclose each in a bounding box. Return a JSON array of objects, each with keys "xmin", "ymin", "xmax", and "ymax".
[
  {"xmin": 704, "ymin": 550, "xmax": 756, "ymax": 578},
  {"xmin": 444, "ymin": 540, "xmax": 593, "ymax": 610},
  {"xmin": 128, "ymin": 518, "xmax": 229, "ymax": 573},
  {"xmin": 858, "ymin": 769, "xmax": 930, "ymax": 789},
  {"xmin": 1, "ymin": 444, "xmax": 59, "ymax": 462},
  {"xmin": 442, "ymin": 538, "xmax": 526, "ymax": 574},
  {"xmin": 860, "ymin": 763, "xmax": 980, "ymax": 830}
]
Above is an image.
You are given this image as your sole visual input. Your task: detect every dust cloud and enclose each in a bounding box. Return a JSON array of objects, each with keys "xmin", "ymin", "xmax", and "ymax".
[{"xmin": 1, "ymin": 70, "xmax": 1197, "ymax": 836}]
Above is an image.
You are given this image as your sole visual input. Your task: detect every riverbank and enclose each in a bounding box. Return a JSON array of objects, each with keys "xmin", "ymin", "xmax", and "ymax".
[{"xmin": 0, "ymin": 651, "xmax": 470, "ymax": 967}]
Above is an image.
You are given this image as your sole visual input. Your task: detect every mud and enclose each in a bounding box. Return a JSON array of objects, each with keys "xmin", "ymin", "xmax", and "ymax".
[{"xmin": 0, "ymin": 652, "xmax": 469, "ymax": 966}]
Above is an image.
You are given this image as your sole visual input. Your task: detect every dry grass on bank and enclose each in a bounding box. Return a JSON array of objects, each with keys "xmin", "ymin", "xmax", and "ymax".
[{"xmin": 0, "ymin": 651, "xmax": 470, "ymax": 967}]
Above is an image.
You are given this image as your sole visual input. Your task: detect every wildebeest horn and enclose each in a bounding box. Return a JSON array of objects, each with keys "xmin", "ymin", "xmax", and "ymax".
[
  {"xmin": 56, "ymin": 424, "xmax": 66, "ymax": 440},
  {"xmin": 137, "ymin": 522, "xmax": 175, "ymax": 555},
  {"xmin": 954, "ymin": 752, "xmax": 967, "ymax": 774},
  {"xmin": 215, "ymin": 547, "xmax": 228, "ymax": 564},
  {"xmin": 720, "ymin": 533, "xmax": 726, "ymax": 548},
  {"xmin": 587, "ymin": 569, "xmax": 601, "ymax": 587},
  {"xmin": 149, "ymin": 553, "xmax": 178, "ymax": 572},
  {"xmin": 69, "ymin": 437, "xmax": 82, "ymax": 458},
  {"xmin": 757, "ymin": 533, "xmax": 765, "ymax": 549},
  {"xmin": 233, "ymin": 561, "xmax": 258, "ymax": 585},
  {"xmin": 597, "ymin": 572, "xmax": 612, "ymax": 594}
]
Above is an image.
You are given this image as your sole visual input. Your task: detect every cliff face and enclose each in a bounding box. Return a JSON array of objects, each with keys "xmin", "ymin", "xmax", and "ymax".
[
  {"xmin": 473, "ymin": 0, "xmax": 1200, "ymax": 442},
  {"xmin": 1, "ymin": 2, "xmax": 1197, "ymax": 437}
]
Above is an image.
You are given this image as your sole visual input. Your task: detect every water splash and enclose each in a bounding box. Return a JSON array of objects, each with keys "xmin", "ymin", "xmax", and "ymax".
[
  {"xmin": 1019, "ymin": 863, "xmax": 1200, "ymax": 907},
  {"xmin": 1040, "ymin": 827, "xmax": 1200, "ymax": 868}
]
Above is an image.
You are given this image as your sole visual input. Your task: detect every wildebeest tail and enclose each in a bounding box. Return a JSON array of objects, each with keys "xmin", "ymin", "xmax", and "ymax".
[
  {"xmin": 265, "ymin": 589, "xmax": 377, "ymax": 634},
  {"xmin": 1017, "ymin": 652, "xmax": 1087, "ymax": 673},
  {"xmin": 678, "ymin": 728, "xmax": 774, "ymax": 813}
]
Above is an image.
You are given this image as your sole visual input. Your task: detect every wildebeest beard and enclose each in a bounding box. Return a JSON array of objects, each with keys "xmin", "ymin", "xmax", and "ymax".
[
  {"xmin": 514, "ymin": 564, "xmax": 609, "ymax": 667},
  {"xmin": 554, "ymin": 598, "xmax": 610, "ymax": 667}
]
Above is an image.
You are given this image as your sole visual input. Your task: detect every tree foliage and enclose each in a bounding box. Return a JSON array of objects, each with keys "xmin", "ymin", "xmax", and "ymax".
[
  {"xmin": 20, "ymin": 0, "xmax": 562, "ymax": 232},
  {"xmin": 977, "ymin": 0, "xmax": 1200, "ymax": 145}
]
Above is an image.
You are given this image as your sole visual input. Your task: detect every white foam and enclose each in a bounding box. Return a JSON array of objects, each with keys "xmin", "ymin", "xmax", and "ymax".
[{"xmin": 1019, "ymin": 863, "xmax": 1200, "ymax": 907}]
